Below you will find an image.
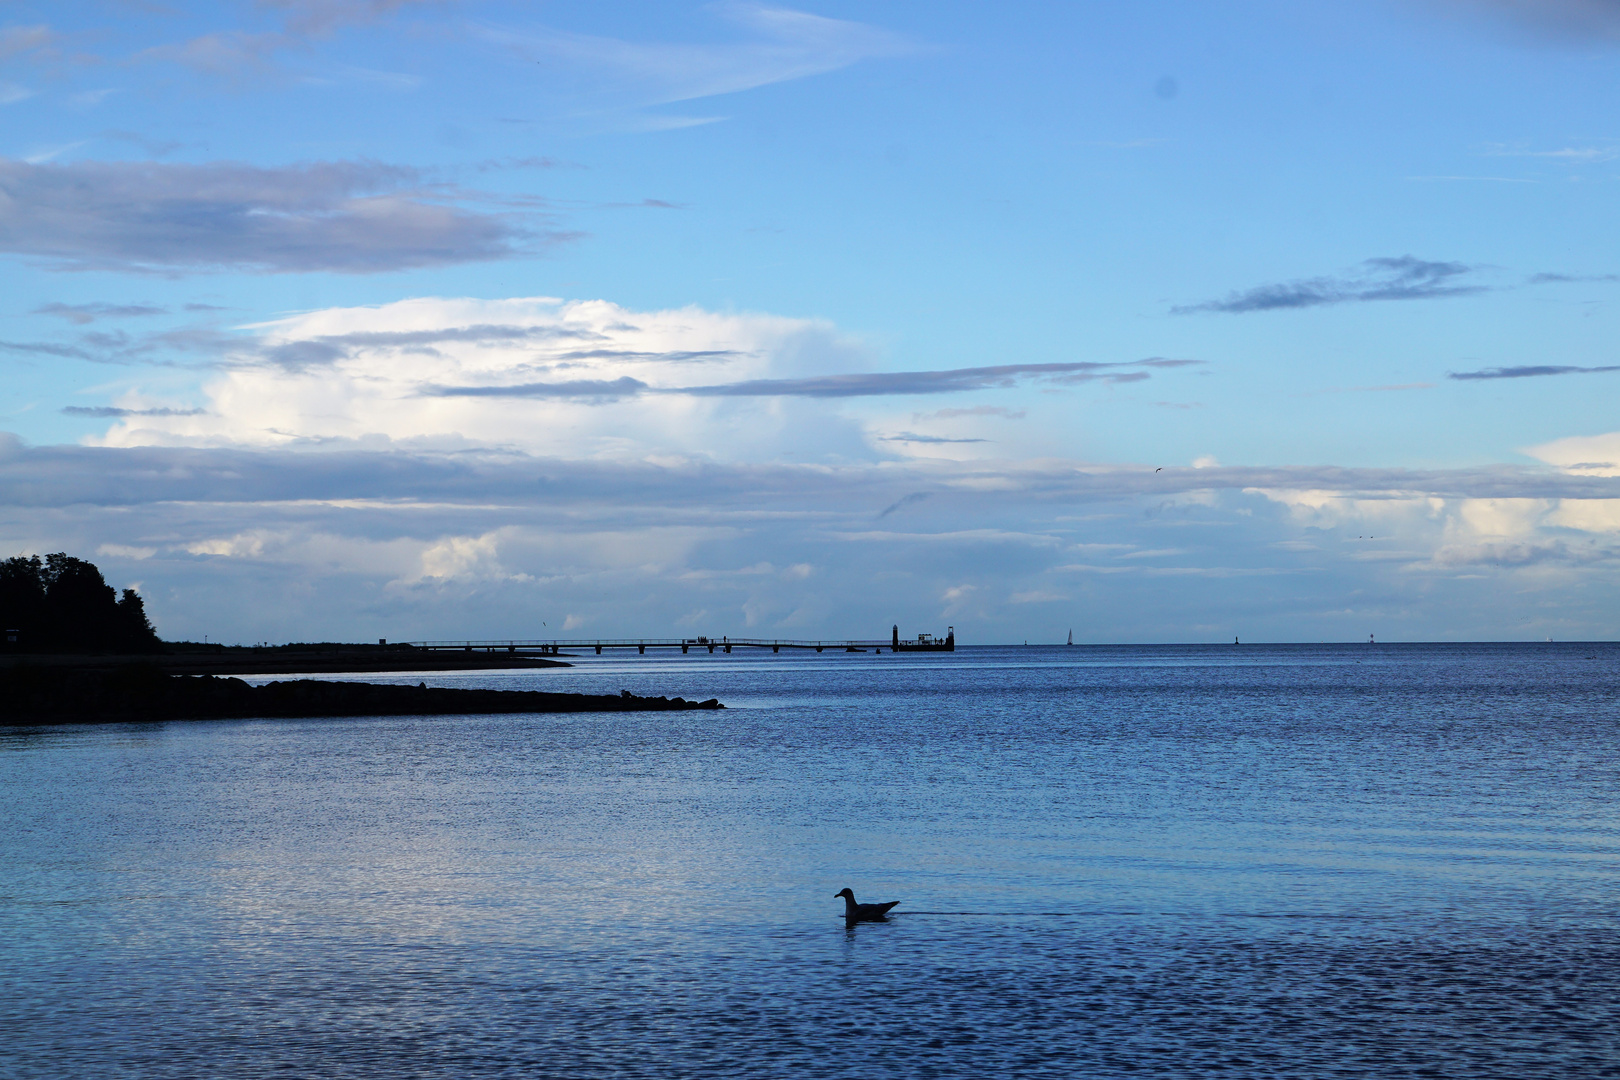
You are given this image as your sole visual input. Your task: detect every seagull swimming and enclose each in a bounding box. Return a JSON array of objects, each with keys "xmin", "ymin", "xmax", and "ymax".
[{"xmin": 835, "ymin": 888, "xmax": 900, "ymax": 922}]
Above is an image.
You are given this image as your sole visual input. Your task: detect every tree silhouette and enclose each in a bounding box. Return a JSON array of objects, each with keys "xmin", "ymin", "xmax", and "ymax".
[{"xmin": 0, "ymin": 553, "xmax": 160, "ymax": 653}]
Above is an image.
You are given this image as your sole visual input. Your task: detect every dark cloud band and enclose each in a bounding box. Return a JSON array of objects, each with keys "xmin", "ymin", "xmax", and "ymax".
[
  {"xmin": 1449, "ymin": 364, "xmax": 1620, "ymax": 380},
  {"xmin": 60, "ymin": 406, "xmax": 205, "ymax": 418},
  {"xmin": 1174, "ymin": 256, "xmax": 1483, "ymax": 314},
  {"xmin": 0, "ymin": 158, "xmax": 550, "ymax": 274},
  {"xmin": 3, "ymin": 437, "xmax": 1619, "ymax": 511},
  {"xmin": 424, "ymin": 358, "xmax": 1197, "ymax": 401}
]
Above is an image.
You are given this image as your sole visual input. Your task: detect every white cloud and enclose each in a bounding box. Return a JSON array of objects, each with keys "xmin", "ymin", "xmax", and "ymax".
[
  {"xmin": 97, "ymin": 543, "xmax": 155, "ymax": 560},
  {"xmin": 19, "ymin": 288, "xmax": 1620, "ymax": 643},
  {"xmin": 417, "ymin": 531, "xmax": 507, "ymax": 581},
  {"xmin": 1526, "ymin": 430, "xmax": 1620, "ymax": 475},
  {"xmin": 186, "ymin": 532, "xmax": 269, "ymax": 558},
  {"xmin": 92, "ymin": 295, "xmax": 877, "ymax": 462}
]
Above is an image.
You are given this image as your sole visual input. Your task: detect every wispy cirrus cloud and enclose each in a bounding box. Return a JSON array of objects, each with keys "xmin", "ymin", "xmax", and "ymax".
[
  {"xmin": 426, "ymin": 358, "xmax": 1195, "ymax": 401},
  {"xmin": 61, "ymin": 405, "xmax": 205, "ymax": 418},
  {"xmin": 1449, "ymin": 363, "xmax": 1620, "ymax": 380},
  {"xmin": 141, "ymin": 31, "xmax": 293, "ymax": 80},
  {"xmin": 484, "ymin": 3, "xmax": 918, "ymax": 126},
  {"xmin": 918, "ymin": 405, "xmax": 1026, "ymax": 421},
  {"xmin": 430, "ymin": 375, "xmax": 651, "ymax": 401},
  {"xmin": 0, "ymin": 338, "xmax": 95, "ymax": 360},
  {"xmin": 260, "ymin": 0, "xmax": 442, "ymax": 37},
  {"xmin": 0, "ymin": 158, "xmax": 552, "ymax": 273},
  {"xmin": 1174, "ymin": 256, "xmax": 1485, "ymax": 314},
  {"xmin": 1483, "ymin": 141, "xmax": 1620, "ymax": 162},
  {"xmin": 879, "ymin": 432, "xmax": 990, "ymax": 444},
  {"xmin": 0, "ymin": 25, "xmax": 57, "ymax": 61},
  {"xmin": 1527, "ymin": 271, "xmax": 1620, "ymax": 284},
  {"xmin": 1441, "ymin": 0, "xmax": 1620, "ymax": 42},
  {"xmin": 139, "ymin": 1, "xmax": 438, "ymax": 82},
  {"xmin": 35, "ymin": 302, "xmax": 168, "ymax": 325}
]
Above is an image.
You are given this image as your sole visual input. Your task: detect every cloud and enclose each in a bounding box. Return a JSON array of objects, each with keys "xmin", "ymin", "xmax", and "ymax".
[
  {"xmin": 1484, "ymin": 143, "xmax": 1620, "ymax": 162},
  {"xmin": 141, "ymin": 2, "xmax": 438, "ymax": 80},
  {"xmin": 11, "ymin": 433, "xmax": 1620, "ymax": 641},
  {"xmin": 84, "ymin": 296, "xmax": 882, "ymax": 459},
  {"xmin": 1174, "ymin": 256, "xmax": 1485, "ymax": 314},
  {"xmin": 35, "ymin": 289, "xmax": 1620, "ymax": 643},
  {"xmin": 1443, "ymin": 0, "xmax": 1620, "ymax": 42},
  {"xmin": 879, "ymin": 432, "xmax": 990, "ymax": 444},
  {"xmin": 1527, "ymin": 271, "xmax": 1620, "ymax": 284},
  {"xmin": 426, "ymin": 358, "xmax": 1189, "ymax": 402},
  {"xmin": 9, "ymin": 437, "xmax": 1620, "ymax": 513},
  {"xmin": 430, "ymin": 376, "xmax": 651, "ymax": 401},
  {"xmin": 1405, "ymin": 174, "xmax": 1537, "ymax": 183},
  {"xmin": 0, "ymin": 25, "xmax": 56, "ymax": 61},
  {"xmin": 485, "ymin": 3, "xmax": 917, "ymax": 123},
  {"xmin": 682, "ymin": 359, "xmax": 1193, "ymax": 398},
  {"xmin": 416, "ymin": 530, "xmax": 510, "ymax": 582},
  {"xmin": 0, "ymin": 158, "xmax": 546, "ymax": 273},
  {"xmin": 1326, "ymin": 383, "xmax": 1434, "ymax": 393},
  {"xmin": 61, "ymin": 406, "xmax": 205, "ymax": 418},
  {"xmin": 1010, "ymin": 589, "xmax": 1069, "ymax": 603},
  {"xmin": 1449, "ymin": 364, "xmax": 1620, "ymax": 380},
  {"xmin": 68, "ymin": 89, "xmax": 121, "ymax": 110},
  {"xmin": 920, "ymin": 405, "xmax": 1026, "ymax": 421},
  {"xmin": 35, "ymin": 302, "xmax": 168, "ymax": 325},
  {"xmin": 261, "ymin": 0, "xmax": 440, "ymax": 37},
  {"xmin": 0, "ymin": 339, "xmax": 95, "ymax": 360},
  {"xmin": 96, "ymin": 543, "xmax": 156, "ymax": 560},
  {"xmin": 1527, "ymin": 431, "xmax": 1620, "ymax": 475},
  {"xmin": 142, "ymin": 32, "xmax": 294, "ymax": 80},
  {"xmin": 100, "ymin": 130, "xmax": 186, "ymax": 158}
]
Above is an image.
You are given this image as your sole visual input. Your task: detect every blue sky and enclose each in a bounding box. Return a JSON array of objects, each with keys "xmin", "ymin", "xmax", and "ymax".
[{"xmin": 4, "ymin": 0, "xmax": 1620, "ymax": 643}]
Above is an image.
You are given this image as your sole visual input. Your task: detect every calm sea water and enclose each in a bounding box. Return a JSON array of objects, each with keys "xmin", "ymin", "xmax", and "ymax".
[{"xmin": 3, "ymin": 644, "xmax": 1618, "ymax": 1078}]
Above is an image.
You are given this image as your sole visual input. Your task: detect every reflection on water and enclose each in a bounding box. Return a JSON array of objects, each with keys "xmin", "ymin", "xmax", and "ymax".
[{"xmin": 3, "ymin": 645, "xmax": 1618, "ymax": 1077}]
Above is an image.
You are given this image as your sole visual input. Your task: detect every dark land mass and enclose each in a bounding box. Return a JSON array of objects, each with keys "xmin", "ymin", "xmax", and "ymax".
[
  {"xmin": 4, "ymin": 552, "xmax": 574, "ymax": 675},
  {"xmin": 1, "ymin": 642, "xmax": 573, "ymax": 676},
  {"xmin": 0, "ymin": 666, "xmax": 723, "ymax": 725}
]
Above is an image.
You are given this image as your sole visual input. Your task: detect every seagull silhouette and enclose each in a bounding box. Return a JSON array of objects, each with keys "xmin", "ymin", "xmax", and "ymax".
[{"xmin": 835, "ymin": 888, "xmax": 900, "ymax": 922}]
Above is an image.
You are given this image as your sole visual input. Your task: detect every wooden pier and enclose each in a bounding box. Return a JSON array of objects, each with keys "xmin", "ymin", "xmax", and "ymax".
[{"xmin": 410, "ymin": 636, "xmax": 907, "ymax": 656}]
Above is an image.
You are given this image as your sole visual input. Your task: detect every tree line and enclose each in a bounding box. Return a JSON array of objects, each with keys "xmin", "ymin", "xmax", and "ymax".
[{"xmin": 0, "ymin": 553, "xmax": 160, "ymax": 653}]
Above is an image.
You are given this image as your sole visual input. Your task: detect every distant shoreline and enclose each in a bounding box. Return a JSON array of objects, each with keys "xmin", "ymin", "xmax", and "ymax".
[
  {"xmin": 0, "ymin": 644, "xmax": 572, "ymax": 677},
  {"xmin": 0, "ymin": 667, "xmax": 722, "ymax": 725}
]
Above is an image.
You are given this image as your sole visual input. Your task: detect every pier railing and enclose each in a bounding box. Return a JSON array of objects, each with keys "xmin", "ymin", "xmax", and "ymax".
[{"xmin": 406, "ymin": 637, "xmax": 894, "ymax": 655}]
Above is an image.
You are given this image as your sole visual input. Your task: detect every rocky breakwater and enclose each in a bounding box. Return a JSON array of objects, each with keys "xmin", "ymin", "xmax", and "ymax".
[{"xmin": 0, "ymin": 666, "xmax": 723, "ymax": 724}]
